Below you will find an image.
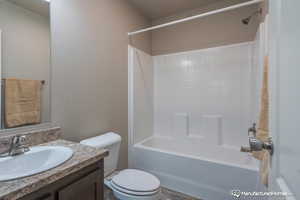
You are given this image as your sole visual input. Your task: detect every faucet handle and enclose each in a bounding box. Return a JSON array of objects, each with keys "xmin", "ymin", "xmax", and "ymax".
[
  {"xmin": 18, "ymin": 135, "xmax": 28, "ymax": 145},
  {"xmin": 263, "ymin": 137, "xmax": 274, "ymax": 156},
  {"xmin": 19, "ymin": 136, "xmax": 30, "ymax": 152},
  {"xmin": 9, "ymin": 135, "xmax": 30, "ymax": 156},
  {"xmin": 248, "ymin": 123, "xmax": 257, "ymax": 137},
  {"xmin": 12, "ymin": 135, "xmax": 28, "ymax": 145},
  {"xmin": 241, "ymin": 136, "xmax": 274, "ymax": 156},
  {"xmin": 249, "ymin": 136, "xmax": 263, "ymax": 151}
]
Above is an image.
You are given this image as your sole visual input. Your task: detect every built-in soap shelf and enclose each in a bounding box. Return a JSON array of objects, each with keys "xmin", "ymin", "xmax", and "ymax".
[{"xmin": 171, "ymin": 113, "xmax": 223, "ymax": 145}]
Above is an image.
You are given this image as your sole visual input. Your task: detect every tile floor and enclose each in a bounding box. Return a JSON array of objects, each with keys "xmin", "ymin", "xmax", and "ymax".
[{"xmin": 104, "ymin": 186, "xmax": 201, "ymax": 200}]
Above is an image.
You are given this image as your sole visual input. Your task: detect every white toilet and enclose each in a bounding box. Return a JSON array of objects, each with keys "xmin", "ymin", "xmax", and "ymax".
[{"xmin": 80, "ymin": 132, "xmax": 161, "ymax": 200}]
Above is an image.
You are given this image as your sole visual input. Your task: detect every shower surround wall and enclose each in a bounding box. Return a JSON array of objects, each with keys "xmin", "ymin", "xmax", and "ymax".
[
  {"xmin": 153, "ymin": 42, "xmax": 253, "ymax": 148},
  {"xmin": 129, "ymin": 47, "xmax": 154, "ymax": 144},
  {"xmin": 129, "ymin": 42, "xmax": 259, "ymax": 199}
]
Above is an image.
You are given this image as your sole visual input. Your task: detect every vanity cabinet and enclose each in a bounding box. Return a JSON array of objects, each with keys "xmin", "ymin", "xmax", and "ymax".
[
  {"xmin": 57, "ymin": 170, "xmax": 101, "ymax": 200},
  {"xmin": 19, "ymin": 161, "xmax": 104, "ymax": 200}
]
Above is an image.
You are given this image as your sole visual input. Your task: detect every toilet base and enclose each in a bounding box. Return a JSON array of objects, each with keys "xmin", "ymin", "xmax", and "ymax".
[
  {"xmin": 104, "ymin": 172, "xmax": 160, "ymax": 200},
  {"xmin": 113, "ymin": 189, "xmax": 160, "ymax": 200}
]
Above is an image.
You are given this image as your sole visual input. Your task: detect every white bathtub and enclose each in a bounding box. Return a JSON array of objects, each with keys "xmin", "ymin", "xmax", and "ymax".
[{"xmin": 131, "ymin": 137, "xmax": 260, "ymax": 200}]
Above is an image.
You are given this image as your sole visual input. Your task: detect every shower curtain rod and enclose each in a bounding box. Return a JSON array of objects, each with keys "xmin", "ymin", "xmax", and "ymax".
[{"xmin": 128, "ymin": 0, "xmax": 263, "ymax": 36}]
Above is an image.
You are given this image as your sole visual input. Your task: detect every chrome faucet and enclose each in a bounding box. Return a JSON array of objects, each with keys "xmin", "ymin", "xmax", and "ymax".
[
  {"xmin": 248, "ymin": 123, "xmax": 257, "ymax": 137},
  {"xmin": 0, "ymin": 135, "xmax": 30, "ymax": 157},
  {"xmin": 241, "ymin": 123, "xmax": 274, "ymax": 156},
  {"xmin": 248, "ymin": 136, "xmax": 274, "ymax": 155}
]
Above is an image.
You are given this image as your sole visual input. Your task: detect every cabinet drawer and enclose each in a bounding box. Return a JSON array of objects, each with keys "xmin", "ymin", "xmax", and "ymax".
[{"xmin": 57, "ymin": 170, "xmax": 102, "ymax": 200}]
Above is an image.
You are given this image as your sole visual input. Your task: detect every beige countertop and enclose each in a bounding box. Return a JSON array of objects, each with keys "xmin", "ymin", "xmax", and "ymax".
[{"xmin": 0, "ymin": 139, "xmax": 108, "ymax": 200}]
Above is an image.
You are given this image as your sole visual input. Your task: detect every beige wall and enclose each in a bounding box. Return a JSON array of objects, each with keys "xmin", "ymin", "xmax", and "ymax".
[
  {"xmin": 151, "ymin": 0, "xmax": 260, "ymax": 55},
  {"xmin": 51, "ymin": 0, "xmax": 151, "ymax": 169}
]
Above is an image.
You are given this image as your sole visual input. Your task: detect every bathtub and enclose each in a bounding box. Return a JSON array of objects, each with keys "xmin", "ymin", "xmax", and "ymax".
[{"xmin": 130, "ymin": 136, "xmax": 260, "ymax": 200}]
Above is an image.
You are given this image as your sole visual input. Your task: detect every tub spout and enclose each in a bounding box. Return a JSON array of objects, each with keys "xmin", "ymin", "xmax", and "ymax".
[{"xmin": 240, "ymin": 146, "xmax": 252, "ymax": 153}]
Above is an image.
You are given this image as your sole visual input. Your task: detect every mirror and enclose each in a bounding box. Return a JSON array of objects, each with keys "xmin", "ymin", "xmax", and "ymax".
[{"xmin": 0, "ymin": 0, "xmax": 51, "ymax": 129}]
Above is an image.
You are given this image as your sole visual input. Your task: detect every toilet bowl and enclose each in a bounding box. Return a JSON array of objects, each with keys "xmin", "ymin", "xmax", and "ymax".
[
  {"xmin": 105, "ymin": 169, "xmax": 160, "ymax": 200},
  {"xmin": 80, "ymin": 132, "xmax": 161, "ymax": 200}
]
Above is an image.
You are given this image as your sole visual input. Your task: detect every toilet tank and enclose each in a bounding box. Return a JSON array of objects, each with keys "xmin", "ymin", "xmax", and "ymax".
[{"xmin": 80, "ymin": 132, "xmax": 121, "ymax": 176}]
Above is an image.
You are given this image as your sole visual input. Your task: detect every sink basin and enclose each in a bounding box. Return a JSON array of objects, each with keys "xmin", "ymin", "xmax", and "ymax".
[{"xmin": 0, "ymin": 146, "xmax": 73, "ymax": 181}]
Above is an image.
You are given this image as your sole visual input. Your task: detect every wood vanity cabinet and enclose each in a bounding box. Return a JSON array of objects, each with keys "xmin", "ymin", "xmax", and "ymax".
[{"xmin": 19, "ymin": 160, "xmax": 104, "ymax": 200}]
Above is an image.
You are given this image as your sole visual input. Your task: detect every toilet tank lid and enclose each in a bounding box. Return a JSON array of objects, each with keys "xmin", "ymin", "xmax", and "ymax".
[{"xmin": 80, "ymin": 132, "xmax": 121, "ymax": 148}]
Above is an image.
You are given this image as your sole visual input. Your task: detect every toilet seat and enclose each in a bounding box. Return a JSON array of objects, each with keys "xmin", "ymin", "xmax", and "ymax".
[
  {"xmin": 111, "ymin": 181, "xmax": 160, "ymax": 196},
  {"xmin": 111, "ymin": 169, "xmax": 160, "ymax": 195}
]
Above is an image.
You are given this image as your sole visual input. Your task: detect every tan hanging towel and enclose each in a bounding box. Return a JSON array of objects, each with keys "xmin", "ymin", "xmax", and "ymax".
[
  {"xmin": 253, "ymin": 56, "xmax": 270, "ymax": 187},
  {"xmin": 4, "ymin": 78, "xmax": 42, "ymax": 128}
]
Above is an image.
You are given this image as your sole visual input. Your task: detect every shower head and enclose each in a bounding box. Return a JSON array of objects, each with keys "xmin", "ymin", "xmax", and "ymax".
[
  {"xmin": 242, "ymin": 8, "xmax": 262, "ymax": 25},
  {"xmin": 242, "ymin": 16, "xmax": 251, "ymax": 25}
]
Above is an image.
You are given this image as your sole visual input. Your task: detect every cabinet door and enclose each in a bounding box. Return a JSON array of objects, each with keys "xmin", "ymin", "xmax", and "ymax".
[
  {"xmin": 36, "ymin": 194, "xmax": 54, "ymax": 200},
  {"xmin": 19, "ymin": 193, "xmax": 53, "ymax": 200},
  {"xmin": 57, "ymin": 170, "xmax": 102, "ymax": 200}
]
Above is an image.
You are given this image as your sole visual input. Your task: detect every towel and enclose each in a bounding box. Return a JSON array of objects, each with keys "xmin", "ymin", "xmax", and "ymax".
[
  {"xmin": 4, "ymin": 78, "xmax": 42, "ymax": 128},
  {"xmin": 253, "ymin": 56, "xmax": 270, "ymax": 187}
]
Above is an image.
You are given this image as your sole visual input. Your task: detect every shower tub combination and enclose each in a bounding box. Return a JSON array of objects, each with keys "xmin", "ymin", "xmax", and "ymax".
[
  {"xmin": 131, "ymin": 137, "xmax": 259, "ymax": 200},
  {"xmin": 128, "ymin": 39, "xmax": 265, "ymax": 199}
]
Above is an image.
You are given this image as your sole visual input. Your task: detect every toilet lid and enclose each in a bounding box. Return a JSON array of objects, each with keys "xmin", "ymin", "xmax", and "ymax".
[{"xmin": 112, "ymin": 169, "xmax": 160, "ymax": 192}]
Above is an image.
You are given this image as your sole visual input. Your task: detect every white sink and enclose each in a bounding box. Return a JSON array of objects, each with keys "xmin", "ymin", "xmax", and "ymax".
[{"xmin": 0, "ymin": 146, "xmax": 73, "ymax": 181}]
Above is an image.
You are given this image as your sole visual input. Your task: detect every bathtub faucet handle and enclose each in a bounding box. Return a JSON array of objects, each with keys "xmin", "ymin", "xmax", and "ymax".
[
  {"xmin": 248, "ymin": 123, "xmax": 257, "ymax": 137},
  {"xmin": 241, "ymin": 136, "xmax": 274, "ymax": 156}
]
